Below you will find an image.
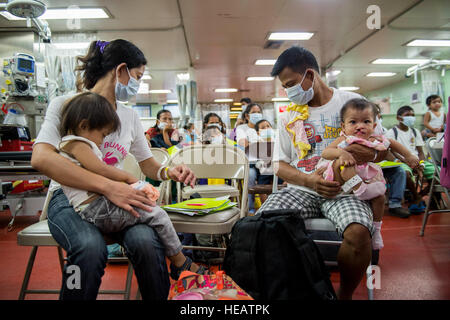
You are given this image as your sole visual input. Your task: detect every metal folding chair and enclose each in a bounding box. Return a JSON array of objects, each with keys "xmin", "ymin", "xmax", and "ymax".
[{"xmin": 420, "ymin": 137, "xmax": 450, "ymax": 236}]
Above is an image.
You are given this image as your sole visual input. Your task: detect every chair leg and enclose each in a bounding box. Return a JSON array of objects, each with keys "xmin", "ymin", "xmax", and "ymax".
[
  {"xmin": 124, "ymin": 262, "xmax": 133, "ymax": 300},
  {"xmin": 420, "ymin": 178, "xmax": 435, "ymax": 236},
  {"xmin": 57, "ymin": 247, "xmax": 65, "ymax": 272},
  {"xmin": 19, "ymin": 246, "xmax": 38, "ymax": 300}
]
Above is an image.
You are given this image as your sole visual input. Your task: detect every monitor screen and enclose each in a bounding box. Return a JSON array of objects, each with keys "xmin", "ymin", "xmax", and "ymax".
[{"xmin": 18, "ymin": 58, "xmax": 33, "ymax": 71}]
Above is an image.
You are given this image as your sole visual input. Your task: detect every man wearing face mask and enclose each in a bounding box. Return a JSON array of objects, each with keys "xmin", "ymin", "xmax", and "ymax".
[
  {"xmin": 256, "ymin": 46, "xmax": 387, "ymax": 300},
  {"xmin": 386, "ymin": 106, "xmax": 435, "ymax": 213}
]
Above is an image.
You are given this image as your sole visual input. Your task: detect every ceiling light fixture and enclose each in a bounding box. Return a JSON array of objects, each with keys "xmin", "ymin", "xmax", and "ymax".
[
  {"xmin": 338, "ymin": 86, "xmax": 360, "ymax": 91},
  {"xmin": 246, "ymin": 76, "xmax": 274, "ymax": 81},
  {"xmin": 371, "ymin": 58, "xmax": 429, "ymax": 65},
  {"xmin": 255, "ymin": 59, "xmax": 276, "ymax": 65},
  {"xmin": 214, "ymin": 98, "xmax": 233, "ymax": 103},
  {"xmin": 366, "ymin": 72, "xmax": 397, "ymax": 77},
  {"xmin": 406, "ymin": 39, "xmax": 450, "ymax": 47},
  {"xmin": 271, "ymin": 97, "xmax": 290, "ymax": 102},
  {"xmin": 51, "ymin": 42, "xmax": 91, "ymax": 49},
  {"xmin": 268, "ymin": 32, "xmax": 314, "ymax": 41},
  {"xmin": 0, "ymin": 7, "xmax": 109, "ymax": 20},
  {"xmin": 214, "ymin": 88, "xmax": 238, "ymax": 93}
]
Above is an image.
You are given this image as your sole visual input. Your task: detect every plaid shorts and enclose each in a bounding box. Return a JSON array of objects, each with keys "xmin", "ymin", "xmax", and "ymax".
[{"xmin": 256, "ymin": 187, "xmax": 374, "ymax": 237}]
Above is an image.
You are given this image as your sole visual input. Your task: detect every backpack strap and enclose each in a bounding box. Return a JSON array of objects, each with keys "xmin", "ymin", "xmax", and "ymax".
[{"xmin": 393, "ymin": 126, "xmax": 398, "ymax": 140}]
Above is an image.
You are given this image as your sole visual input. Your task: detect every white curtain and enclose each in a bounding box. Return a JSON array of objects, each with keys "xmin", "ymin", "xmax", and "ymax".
[
  {"xmin": 261, "ymin": 103, "xmax": 275, "ymax": 128},
  {"xmin": 421, "ymin": 69, "xmax": 444, "ymax": 112},
  {"xmin": 44, "ymin": 44, "xmax": 60, "ymax": 102}
]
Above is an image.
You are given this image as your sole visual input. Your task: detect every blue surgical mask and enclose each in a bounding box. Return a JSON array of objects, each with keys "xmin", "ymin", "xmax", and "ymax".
[
  {"xmin": 115, "ymin": 67, "xmax": 141, "ymax": 101},
  {"xmin": 249, "ymin": 113, "xmax": 263, "ymax": 124},
  {"xmin": 401, "ymin": 116, "xmax": 416, "ymax": 127},
  {"xmin": 285, "ymin": 71, "xmax": 315, "ymax": 105}
]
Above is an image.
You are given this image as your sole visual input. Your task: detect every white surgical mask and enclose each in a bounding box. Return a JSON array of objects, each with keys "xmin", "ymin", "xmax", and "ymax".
[
  {"xmin": 259, "ymin": 128, "xmax": 274, "ymax": 139},
  {"xmin": 208, "ymin": 123, "xmax": 222, "ymax": 131},
  {"xmin": 249, "ymin": 113, "xmax": 263, "ymax": 124},
  {"xmin": 115, "ymin": 67, "xmax": 141, "ymax": 101},
  {"xmin": 401, "ymin": 116, "xmax": 416, "ymax": 128},
  {"xmin": 211, "ymin": 135, "xmax": 223, "ymax": 144},
  {"xmin": 158, "ymin": 122, "xmax": 167, "ymax": 130},
  {"xmin": 285, "ymin": 71, "xmax": 315, "ymax": 106}
]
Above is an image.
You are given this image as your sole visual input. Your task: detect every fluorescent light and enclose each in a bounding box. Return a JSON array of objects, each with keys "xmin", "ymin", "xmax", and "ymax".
[
  {"xmin": 149, "ymin": 89, "xmax": 171, "ymax": 94},
  {"xmin": 366, "ymin": 72, "xmax": 397, "ymax": 77},
  {"xmin": 231, "ymin": 108, "xmax": 242, "ymax": 111},
  {"xmin": 247, "ymin": 76, "xmax": 274, "ymax": 81},
  {"xmin": 177, "ymin": 73, "xmax": 190, "ymax": 81},
  {"xmin": 51, "ymin": 42, "xmax": 91, "ymax": 50},
  {"xmin": 214, "ymin": 88, "xmax": 238, "ymax": 93},
  {"xmin": 372, "ymin": 58, "xmax": 429, "ymax": 65},
  {"xmin": 214, "ymin": 98, "xmax": 233, "ymax": 103},
  {"xmin": 339, "ymin": 86, "xmax": 360, "ymax": 91},
  {"xmin": 406, "ymin": 39, "xmax": 450, "ymax": 47},
  {"xmin": 255, "ymin": 59, "xmax": 277, "ymax": 65},
  {"xmin": 142, "ymin": 75, "xmax": 152, "ymax": 80},
  {"xmin": 166, "ymin": 100, "xmax": 178, "ymax": 104},
  {"xmin": 1, "ymin": 8, "xmax": 109, "ymax": 20},
  {"xmin": 268, "ymin": 32, "xmax": 314, "ymax": 41},
  {"xmin": 272, "ymin": 97, "xmax": 290, "ymax": 102},
  {"xmin": 233, "ymin": 102, "xmax": 242, "ymax": 106},
  {"xmin": 326, "ymin": 70, "xmax": 342, "ymax": 77}
]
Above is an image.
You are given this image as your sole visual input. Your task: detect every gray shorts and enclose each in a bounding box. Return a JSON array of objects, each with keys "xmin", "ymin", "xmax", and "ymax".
[
  {"xmin": 80, "ymin": 196, "xmax": 182, "ymax": 257},
  {"xmin": 256, "ymin": 187, "xmax": 374, "ymax": 237}
]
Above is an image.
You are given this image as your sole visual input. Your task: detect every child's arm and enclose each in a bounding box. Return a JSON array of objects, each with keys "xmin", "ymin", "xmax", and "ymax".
[
  {"xmin": 388, "ymin": 138, "xmax": 420, "ymax": 169},
  {"xmin": 61, "ymin": 141, "xmax": 138, "ymax": 184},
  {"xmin": 423, "ymin": 112, "xmax": 435, "ymax": 132},
  {"xmin": 321, "ymin": 136, "xmax": 355, "ymax": 167}
]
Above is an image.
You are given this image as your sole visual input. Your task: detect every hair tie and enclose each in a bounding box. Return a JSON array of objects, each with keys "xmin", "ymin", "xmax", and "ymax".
[{"xmin": 96, "ymin": 40, "xmax": 110, "ymax": 54}]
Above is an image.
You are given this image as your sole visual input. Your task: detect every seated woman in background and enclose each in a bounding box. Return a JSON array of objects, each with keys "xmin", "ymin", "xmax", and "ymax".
[
  {"xmin": 254, "ymin": 119, "xmax": 284, "ymax": 204},
  {"xmin": 179, "ymin": 122, "xmax": 198, "ymax": 147},
  {"xmin": 202, "ymin": 112, "xmax": 226, "ymax": 135},
  {"xmin": 145, "ymin": 110, "xmax": 180, "ymax": 149},
  {"xmin": 236, "ymin": 103, "xmax": 263, "ymax": 148}
]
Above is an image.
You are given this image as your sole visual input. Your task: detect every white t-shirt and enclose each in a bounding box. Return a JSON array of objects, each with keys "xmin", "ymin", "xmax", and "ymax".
[
  {"xmin": 385, "ymin": 126, "xmax": 423, "ymax": 158},
  {"xmin": 34, "ymin": 94, "xmax": 153, "ymax": 192},
  {"xmin": 427, "ymin": 110, "xmax": 445, "ymax": 129},
  {"xmin": 58, "ymin": 135, "xmax": 103, "ymax": 209},
  {"xmin": 274, "ymin": 88, "xmax": 363, "ymax": 195},
  {"xmin": 236, "ymin": 124, "xmax": 259, "ymax": 145}
]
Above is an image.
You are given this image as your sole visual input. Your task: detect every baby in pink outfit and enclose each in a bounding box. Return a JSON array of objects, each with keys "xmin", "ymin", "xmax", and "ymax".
[{"xmin": 319, "ymin": 99, "xmax": 420, "ymax": 250}]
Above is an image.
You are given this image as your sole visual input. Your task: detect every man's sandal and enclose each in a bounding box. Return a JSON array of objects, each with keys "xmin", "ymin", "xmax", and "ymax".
[{"xmin": 170, "ymin": 256, "xmax": 208, "ymax": 280}]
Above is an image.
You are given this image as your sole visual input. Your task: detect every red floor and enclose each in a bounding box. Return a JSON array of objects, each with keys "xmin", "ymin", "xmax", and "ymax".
[{"xmin": 0, "ymin": 205, "xmax": 449, "ymax": 300}]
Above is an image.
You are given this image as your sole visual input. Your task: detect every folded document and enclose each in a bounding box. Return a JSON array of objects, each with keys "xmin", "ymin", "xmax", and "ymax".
[{"xmin": 162, "ymin": 198, "xmax": 237, "ymax": 216}]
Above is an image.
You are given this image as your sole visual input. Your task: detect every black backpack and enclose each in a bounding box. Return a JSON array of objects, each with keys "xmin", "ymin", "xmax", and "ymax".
[{"xmin": 223, "ymin": 209, "xmax": 337, "ymax": 300}]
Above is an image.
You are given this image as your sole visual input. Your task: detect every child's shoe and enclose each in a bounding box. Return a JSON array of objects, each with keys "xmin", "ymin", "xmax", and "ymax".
[{"xmin": 170, "ymin": 256, "xmax": 208, "ymax": 280}]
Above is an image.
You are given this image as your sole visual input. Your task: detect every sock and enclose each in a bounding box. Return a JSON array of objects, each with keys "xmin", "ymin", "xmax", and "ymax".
[{"xmin": 372, "ymin": 221, "xmax": 384, "ymax": 250}]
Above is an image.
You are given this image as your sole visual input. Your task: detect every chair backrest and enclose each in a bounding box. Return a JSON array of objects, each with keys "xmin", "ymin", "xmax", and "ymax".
[
  {"xmin": 169, "ymin": 144, "xmax": 248, "ymax": 180},
  {"xmin": 168, "ymin": 144, "xmax": 249, "ymax": 218},
  {"xmin": 122, "ymin": 154, "xmax": 145, "ymax": 180},
  {"xmin": 150, "ymin": 148, "xmax": 170, "ymax": 166},
  {"xmin": 425, "ymin": 138, "xmax": 442, "ymax": 175},
  {"xmin": 39, "ymin": 189, "xmax": 54, "ymax": 221}
]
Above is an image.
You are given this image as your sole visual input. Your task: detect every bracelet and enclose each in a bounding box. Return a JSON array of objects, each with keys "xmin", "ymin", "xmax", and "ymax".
[
  {"xmin": 163, "ymin": 167, "xmax": 170, "ymax": 181},
  {"xmin": 156, "ymin": 166, "xmax": 165, "ymax": 181},
  {"xmin": 342, "ymin": 175, "xmax": 363, "ymax": 193}
]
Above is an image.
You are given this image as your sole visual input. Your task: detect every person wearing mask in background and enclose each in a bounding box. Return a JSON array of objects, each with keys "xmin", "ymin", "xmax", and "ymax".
[
  {"xmin": 254, "ymin": 119, "xmax": 284, "ymax": 204},
  {"xmin": 236, "ymin": 103, "xmax": 264, "ymax": 214},
  {"xmin": 31, "ymin": 39, "xmax": 196, "ymax": 300},
  {"xmin": 373, "ymin": 104, "xmax": 411, "ymax": 218},
  {"xmin": 145, "ymin": 110, "xmax": 180, "ymax": 150},
  {"xmin": 385, "ymin": 106, "xmax": 435, "ymax": 214},
  {"xmin": 180, "ymin": 122, "xmax": 198, "ymax": 147},
  {"xmin": 422, "ymin": 94, "xmax": 446, "ymax": 139},
  {"xmin": 234, "ymin": 97, "xmax": 252, "ymax": 129}
]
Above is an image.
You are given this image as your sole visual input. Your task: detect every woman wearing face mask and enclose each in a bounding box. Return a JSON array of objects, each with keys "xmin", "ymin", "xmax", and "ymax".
[
  {"xmin": 31, "ymin": 39, "xmax": 196, "ymax": 300},
  {"xmin": 236, "ymin": 103, "xmax": 263, "ymax": 148},
  {"xmin": 145, "ymin": 110, "xmax": 180, "ymax": 149}
]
